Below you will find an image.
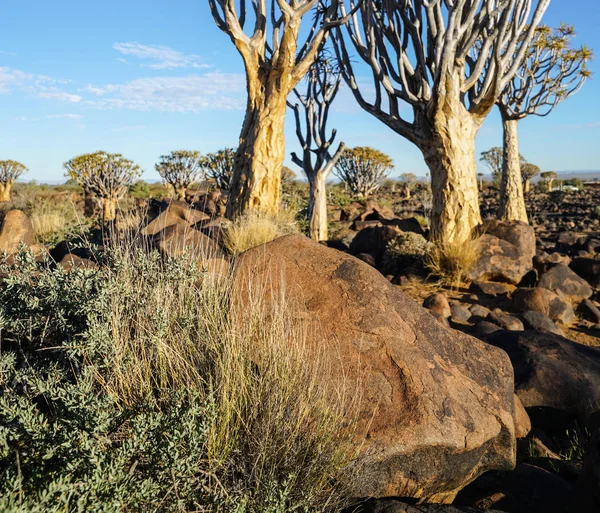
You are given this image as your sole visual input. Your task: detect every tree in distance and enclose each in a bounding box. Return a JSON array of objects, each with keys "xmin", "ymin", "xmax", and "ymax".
[
  {"xmin": 333, "ymin": 0, "xmax": 550, "ymax": 243},
  {"xmin": 155, "ymin": 150, "xmax": 204, "ymax": 202},
  {"xmin": 65, "ymin": 152, "xmax": 141, "ymax": 222},
  {"xmin": 399, "ymin": 173, "xmax": 418, "ymax": 200},
  {"xmin": 496, "ymin": 24, "xmax": 592, "ymax": 222},
  {"xmin": 522, "ymin": 163, "xmax": 541, "ymax": 193},
  {"xmin": 289, "ymin": 50, "xmax": 345, "ymax": 242},
  {"xmin": 0, "ymin": 160, "xmax": 27, "ymax": 202},
  {"xmin": 209, "ymin": 0, "xmax": 355, "ymax": 218},
  {"xmin": 202, "ymin": 148, "xmax": 236, "ymax": 192},
  {"xmin": 334, "ymin": 147, "xmax": 393, "ymax": 200},
  {"xmin": 541, "ymin": 171, "xmax": 559, "ymax": 192}
]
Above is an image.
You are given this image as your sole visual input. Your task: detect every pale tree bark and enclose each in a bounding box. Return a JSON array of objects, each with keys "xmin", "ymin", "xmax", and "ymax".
[
  {"xmin": 423, "ymin": 92, "xmax": 483, "ymax": 243},
  {"xmin": 334, "ymin": 0, "xmax": 551, "ymax": 244},
  {"xmin": 175, "ymin": 187, "xmax": 187, "ymax": 202},
  {"xmin": 0, "ymin": 181, "xmax": 13, "ymax": 202},
  {"xmin": 498, "ymin": 115, "xmax": 528, "ymax": 222},
  {"xmin": 210, "ymin": 0, "xmax": 354, "ymax": 219},
  {"xmin": 524, "ymin": 179, "xmax": 531, "ymax": 193},
  {"xmin": 308, "ymin": 173, "xmax": 328, "ymax": 241},
  {"xmin": 102, "ymin": 197, "xmax": 117, "ymax": 223}
]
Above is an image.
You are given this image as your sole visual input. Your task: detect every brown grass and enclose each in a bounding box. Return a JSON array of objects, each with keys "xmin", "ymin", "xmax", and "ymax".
[{"xmin": 425, "ymin": 239, "xmax": 479, "ymax": 289}]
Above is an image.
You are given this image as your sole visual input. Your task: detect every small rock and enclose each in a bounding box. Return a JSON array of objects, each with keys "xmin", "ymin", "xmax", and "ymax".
[
  {"xmin": 578, "ymin": 299, "xmax": 600, "ymax": 324},
  {"xmin": 487, "ymin": 309, "xmax": 524, "ymax": 331},
  {"xmin": 513, "ymin": 287, "xmax": 575, "ymax": 325},
  {"xmin": 469, "ymin": 304, "xmax": 492, "ymax": 319},
  {"xmin": 451, "ymin": 304, "xmax": 472, "ymax": 324},
  {"xmin": 538, "ymin": 264, "xmax": 593, "ymax": 300},
  {"xmin": 423, "ymin": 293, "xmax": 451, "ymax": 319},
  {"xmin": 471, "ymin": 281, "xmax": 512, "ymax": 297},
  {"xmin": 514, "ymin": 394, "xmax": 532, "ymax": 439},
  {"xmin": 520, "ymin": 311, "xmax": 563, "ymax": 335}
]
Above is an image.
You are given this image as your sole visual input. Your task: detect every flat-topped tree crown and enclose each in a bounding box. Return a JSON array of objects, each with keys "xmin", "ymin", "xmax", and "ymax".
[
  {"xmin": 334, "ymin": 146, "xmax": 393, "ymax": 200},
  {"xmin": 64, "ymin": 151, "xmax": 141, "ymax": 222},
  {"xmin": 202, "ymin": 148, "xmax": 236, "ymax": 191},
  {"xmin": 209, "ymin": 0, "xmax": 355, "ymax": 218},
  {"xmin": 155, "ymin": 150, "xmax": 203, "ymax": 201},
  {"xmin": 333, "ymin": 0, "xmax": 550, "ymax": 243},
  {"xmin": 0, "ymin": 160, "xmax": 27, "ymax": 202}
]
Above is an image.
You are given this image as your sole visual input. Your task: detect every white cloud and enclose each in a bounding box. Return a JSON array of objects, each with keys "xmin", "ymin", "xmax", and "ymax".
[
  {"xmin": 48, "ymin": 113, "xmax": 84, "ymax": 119},
  {"xmin": 15, "ymin": 116, "xmax": 27, "ymax": 121},
  {"xmin": 0, "ymin": 51, "xmax": 17, "ymax": 57},
  {"xmin": 86, "ymin": 73, "xmax": 246, "ymax": 112},
  {"xmin": 0, "ymin": 67, "xmax": 32, "ymax": 93},
  {"xmin": 113, "ymin": 42, "xmax": 212, "ymax": 70},
  {"xmin": 38, "ymin": 91, "xmax": 82, "ymax": 103}
]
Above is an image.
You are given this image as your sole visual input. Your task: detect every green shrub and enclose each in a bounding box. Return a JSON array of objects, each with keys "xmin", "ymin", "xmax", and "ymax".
[
  {"xmin": 0, "ymin": 243, "xmax": 355, "ymax": 512},
  {"xmin": 381, "ymin": 232, "xmax": 432, "ymax": 275}
]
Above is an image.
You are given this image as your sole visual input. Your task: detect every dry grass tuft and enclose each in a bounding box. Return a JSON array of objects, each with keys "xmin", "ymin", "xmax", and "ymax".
[
  {"xmin": 425, "ymin": 239, "xmax": 479, "ymax": 289},
  {"xmin": 29, "ymin": 199, "xmax": 83, "ymax": 243},
  {"xmin": 94, "ymin": 238, "xmax": 357, "ymax": 510},
  {"xmin": 223, "ymin": 209, "xmax": 298, "ymax": 255}
]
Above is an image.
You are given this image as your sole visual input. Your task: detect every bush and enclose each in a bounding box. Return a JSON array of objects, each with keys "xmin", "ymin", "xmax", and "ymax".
[
  {"xmin": 223, "ymin": 210, "xmax": 298, "ymax": 255},
  {"xmin": 381, "ymin": 232, "xmax": 432, "ymax": 276},
  {"xmin": 425, "ymin": 240, "xmax": 479, "ymax": 289},
  {"xmin": 0, "ymin": 241, "xmax": 355, "ymax": 512}
]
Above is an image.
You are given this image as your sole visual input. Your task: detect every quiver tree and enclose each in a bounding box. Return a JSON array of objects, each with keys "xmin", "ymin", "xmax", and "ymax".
[
  {"xmin": 0, "ymin": 160, "xmax": 27, "ymax": 202},
  {"xmin": 480, "ymin": 147, "xmax": 526, "ymax": 187},
  {"xmin": 289, "ymin": 51, "xmax": 345, "ymax": 241},
  {"xmin": 541, "ymin": 171, "xmax": 558, "ymax": 192},
  {"xmin": 202, "ymin": 148, "xmax": 236, "ymax": 191},
  {"xmin": 497, "ymin": 25, "xmax": 592, "ymax": 223},
  {"xmin": 522, "ymin": 162, "xmax": 540, "ymax": 193},
  {"xmin": 399, "ymin": 173, "xmax": 417, "ymax": 200},
  {"xmin": 334, "ymin": 146, "xmax": 392, "ymax": 200},
  {"xmin": 334, "ymin": 0, "xmax": 550, "ymax": 243},
  {"xmin": 64, "ymin": 152, "xmax": 141, "ymax": 222},
  {"xmin": 209, "ymin": 0, "xmax": 355, "ymax": 219},
  {"xmin": 155, "ymin": 150, "xmax": 203, "ymax": 201},
  {"xmin": 64, "ymin": 154, "xmax": 99, "ymax": 216}
]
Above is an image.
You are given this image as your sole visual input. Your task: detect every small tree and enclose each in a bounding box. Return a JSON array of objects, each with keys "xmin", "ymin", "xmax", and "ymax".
[
  {"xmin": 202, "ymin": 148, "xmax": 235, "ymax": 191},
  {"xmin": 497, "ymin": 25, "xmax": 592, "ymax": 222},
  {"xmin": 541, "ymin": 171, "xmax": 558, "ymax": 192},
  {"xmin": 399, "ymin": 173, "xmax": 418, "ymax": 200},
  {"xmin": 155, "ymin": 151, "xmax": 203, "ymax": 201},
  {"xmin": 65, "ymin": 152, "xmax": 141, "ymax": 222},
  {"xmin": 334, "ymin": 147, "xmax": 393, "ymax": 200},
  {"xmin": 522, "ymin": 163, "xmax": 541, "ymax": 193},
  {"xmin": 0, "ymin": 160, "xmax": 27, "ymax": 202},
  {"xmin": 480, "ymin": 148, "xmax": 503, "ymax": 186},
  {"xmin": 289, "ymin": 52, "xmax": 345, "ymax": 241}
]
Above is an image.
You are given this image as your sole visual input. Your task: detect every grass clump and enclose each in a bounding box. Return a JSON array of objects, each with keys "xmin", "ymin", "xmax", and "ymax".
[
  {"xmin": 0, "ymin": 239, "xmax": 356, "ymax": 512},
  {"xmin": 223, "ymin": 209, "xmax": 298, "ymax": 255},
  {"xmin": 28, "ymin": 199, "xmax": 85, "ymax": 244},
  {"xmin": 425, "ymin": 239, "xmax": 479, "ymax": 289}
]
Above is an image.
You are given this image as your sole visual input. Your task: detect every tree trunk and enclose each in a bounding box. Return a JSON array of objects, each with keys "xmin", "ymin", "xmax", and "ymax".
[
  {"xmin": 103, "ymin": 197, "xmax": 117, "ymax": 222},
  {"xmin": 524, "ymin": 179, "xmax": 531, "ymax": 193},
  {"xmin": 0, "ymin": 181, "xmax": 13, "ymax": 202},
  {"xmin": 422, "ymin": 105, "xmax": 482, "ymax": 245},
  {"xmin": 498, "ymin": 116, "xmax": 528, "ymax": 223},
  {"xmin": 308, "ymin": 172, "xmax": 328, "ymax": 242},
  {"xmin": 83, "ymin": 188, "xmax": 96, "ymax": 217},
  {"xmin": 226, "ymin": 88, "xmax": 288, "ymax": 219},
  {"xmin": 175, "ymin": 187, "xmax": 187, "ymax": 202}
]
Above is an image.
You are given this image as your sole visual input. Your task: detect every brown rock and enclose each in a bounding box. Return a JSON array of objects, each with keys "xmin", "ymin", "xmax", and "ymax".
[
  {"xmin": 423, "ymin": 293, "xmax": 451, "ymax": 319},
  {"xmin": 0, "ymin": 210, "xmax": 36, "ymax": 254},
  {"xmin": 513, "ymin": 287, "xmax": 575, "ymax": 325},
  {"xmin": 514, "ymin": 395, "xmax": 531, "ymax": 439},
  {"xmin": 538, "ymin": 264, "xmax": 593, "ymax": 300},
  {"xmin": 232, "ymin": 235, "xmax": 516, "ymax": 502},
  {"xmin": 142, "ymin": 201, "xmax": 210, "ymax": 236},
  {"xmin": 484, "ymin": 220, "xmax": 536, "ymax": 261},
  {"xmin": 485, "ymin": 329, "xmax": 600, "ymax": 423},
  {"xmin": 468, "ymin": 235, "xmax": 533, "ymax": 285},
  {"xmin": 486, "ymin": 310, "xmax": 524, "ymax": 331}
]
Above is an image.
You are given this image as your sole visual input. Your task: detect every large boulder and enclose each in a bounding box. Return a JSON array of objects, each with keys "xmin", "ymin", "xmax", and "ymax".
[
  {"xmin": 512, "ymin": 287, "xmax": 575, "ymax": 325},
  {"xmin": 570, "ymin": 257, "xmax": 600, "ymax": 288},
  {"xmin": 538, "ymin": 263, "xmax": 593, "ymax": 300},
  {"xmin": 485, "ymin": 330, "xmax": 600, "ymax": 423},
  {"xmin": 485, "ymin": 220, "xmax": 537, "ymax": 261},
  {"xmin": 232, "ymin": 235, "xmax": 516, "ymax": 502},
  {"xmin": 0, "ymin": 210, "xmax": 36, "ymax": 254}
]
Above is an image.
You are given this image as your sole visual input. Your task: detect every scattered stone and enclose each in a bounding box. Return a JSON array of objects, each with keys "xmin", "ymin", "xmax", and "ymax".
[
  {"xmin": 142, "ymin": 201, "xmax": 209, "ymax": 236},
  {"xmin": 570, "ymin": 257, "xmax": 600, "ymax": 287},
  {"xmin": 472, "ymin": 320, "xmax": 503, "ymax": 336},
  {"xmin": 471, "ymin": 281, "xmax": 512, "ymax": 298},
  {"xmin": 423, "ymin": 293, "xmax": 451, "ymax": 319},
  {"xmin": 514, "ymin": 395, "xmax": 531, "ymax": 439},
  {"xmin": 579, "ymin": 299, "xmax": 600, "ymax": 324},
  {"xmin": 486, "ymin": 310, "xmax": 524, "ymax": 331},
  {"xmin": 513, "ymin": 287, "xmax": 575, "ymax": 325},
  {"xmin": 469, "ymin": 304, "xmax": 492, "ymax": 320},
  {"xmin": 60, "ymin": 254, "xmax": 98, "ymax": 271},
  {"xmin": 520, "ymin": 311, "xmax": 563, "ymax": 335},
  {"xmin": 538, "ymin": 263, "xmax": 593, "ymax": 300},
  {"xmin": 451, "ymin": 304, "xmax": 472, "ymax": 324},
  {"xmin": 346, "ymin": 500, "xmax": 503, "ymax": 513},
  {"xmin": 355, "ymin": 253, "xmax": 377, "ymax": 267},
  {"xmin": 233, "ymin": 234, "xmax": 516, "ymax": 501}
]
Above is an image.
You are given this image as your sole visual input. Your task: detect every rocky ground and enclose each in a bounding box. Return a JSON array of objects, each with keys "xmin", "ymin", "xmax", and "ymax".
[{"xmin": 1, "ymin": 183, "xmax": 599, "ymax": 512}]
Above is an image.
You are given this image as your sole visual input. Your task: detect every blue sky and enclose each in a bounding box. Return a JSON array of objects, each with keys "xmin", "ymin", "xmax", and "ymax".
[{"xmin": 1, "ymin": 0, "xmax": 599, "ymax": 182}]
